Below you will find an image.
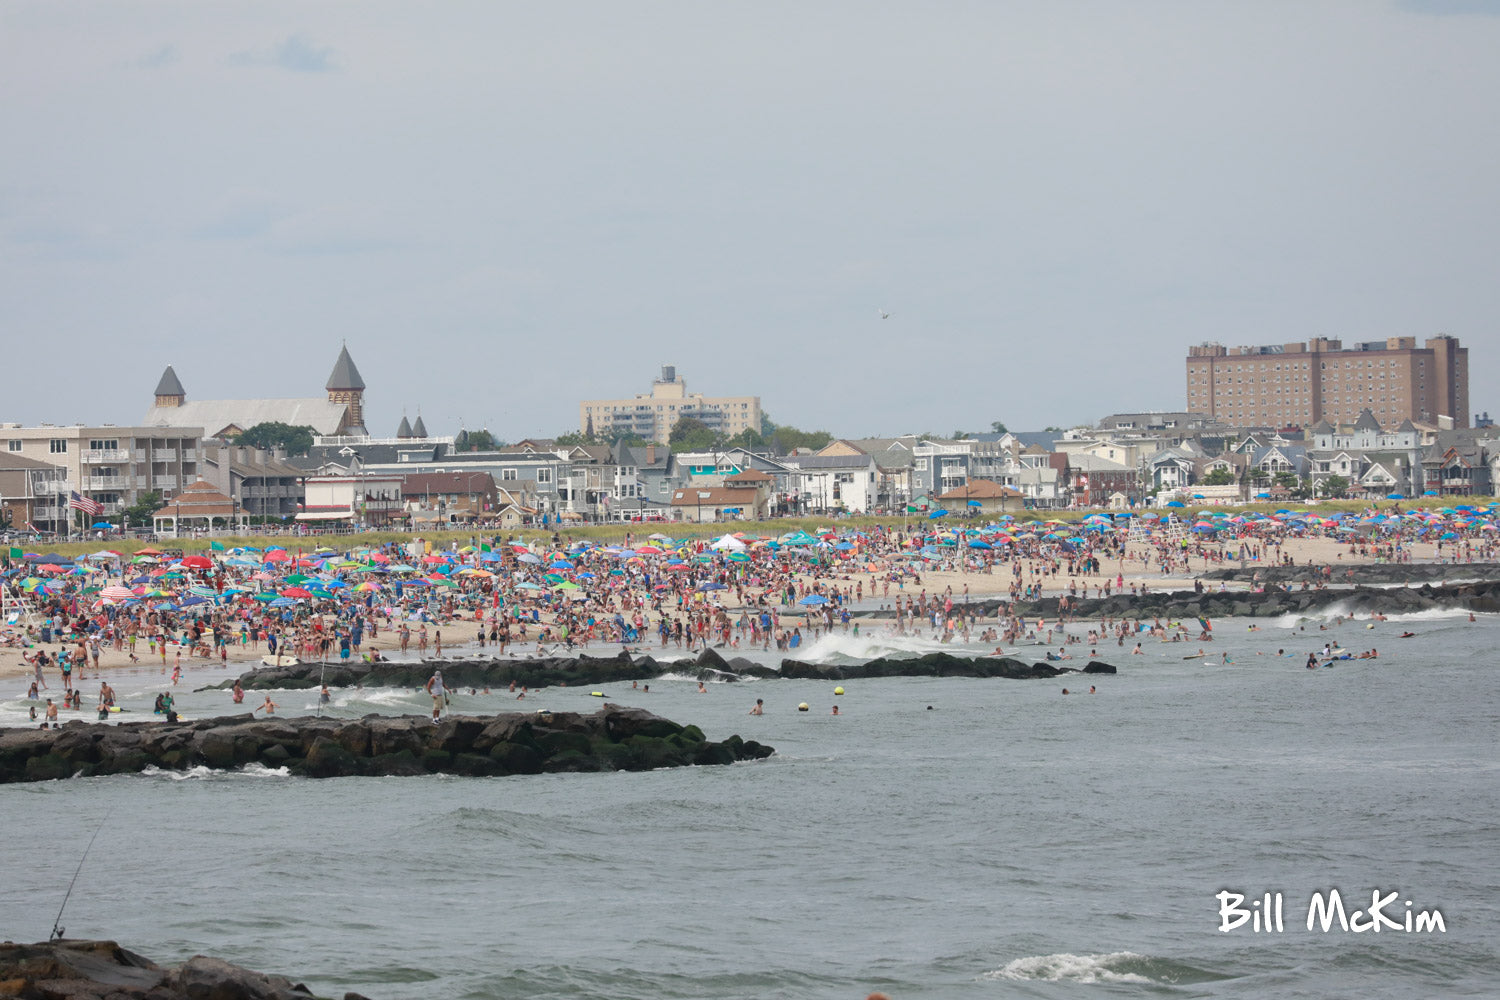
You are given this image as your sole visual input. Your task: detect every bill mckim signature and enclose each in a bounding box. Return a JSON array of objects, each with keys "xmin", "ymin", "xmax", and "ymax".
[{"xmin": 1217, "ymin": 890, "xmax": 1445, "ymax": 933}]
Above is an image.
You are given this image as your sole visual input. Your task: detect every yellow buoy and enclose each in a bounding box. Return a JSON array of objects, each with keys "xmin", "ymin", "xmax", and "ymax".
[
  {"xmin": 833, "ymin": 686, "xmax": 844, "ymax": 696},
  {"xmin": 797, "ymin": 702, "xmax": 810, "ymax": 712}
]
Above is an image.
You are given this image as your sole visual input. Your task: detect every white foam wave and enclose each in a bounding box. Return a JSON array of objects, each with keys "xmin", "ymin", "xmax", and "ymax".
[
  {"xmin": 987, "ymin": 951, "xmax": 1152, "ymax": 984},
  {"xmin": 797, "ymin": 630, "xmax": 955, "ymax": 663},
  {"xmin": 140, "ymin": 763, "xmax": 290, "ymax": 780}
]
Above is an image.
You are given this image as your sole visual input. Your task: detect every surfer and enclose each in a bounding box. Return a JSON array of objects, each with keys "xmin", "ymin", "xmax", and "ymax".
[{"xmin": 1306, "ymin": 653, "xmax": 1318, "ymax": 670}]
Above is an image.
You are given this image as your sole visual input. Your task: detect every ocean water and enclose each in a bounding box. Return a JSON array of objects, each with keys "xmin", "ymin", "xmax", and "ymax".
[{"xmin": 2, "ymin": 612, "xmax": 1498, "ymax": 999}]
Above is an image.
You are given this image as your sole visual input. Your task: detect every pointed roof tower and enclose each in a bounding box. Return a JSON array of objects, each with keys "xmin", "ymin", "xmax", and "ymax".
[
  {"xmin": 412, "ymin": 414, "xmax": 428, "ymax": 438},
  {"xmin": 154, "ymin": 365, "xmax": 186, "ymax": 407},
  {"xmin": 155, "ymin": 365, "xmax": 185, "ymax": 397},
  {"xmin": 1352, "ymin": 409, "xmax": 1382, "ymax": 432},
  {"xmin": 396, "ymin": 415, "xmax": 413, "ymax": 439},
  {"xmin": 326, "ymin": 344, "xmax": 365, "ymax": 392}
]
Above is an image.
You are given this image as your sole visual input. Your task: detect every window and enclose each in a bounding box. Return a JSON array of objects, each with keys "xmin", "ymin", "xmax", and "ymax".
[
  {"xmin": 50, "ymin": 439, "xmax": 67, "ymax": 454},
  {"xmin": 7, "ymin": 440, "xmax": 19, "ymax": 452},
  {"xmin": 502, "ymin": 469, "xmax": 517, "ymax": 481},
  {"xmin": 536, "ymin": 468, "xmax": 552, "ymax": 484},
  {"xmin": 88, "ymin": 439, "xmax": 118, "ymax": 451}
]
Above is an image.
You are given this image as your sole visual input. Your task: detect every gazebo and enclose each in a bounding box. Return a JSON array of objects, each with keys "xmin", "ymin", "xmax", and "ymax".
[{"xmin": 152, "ymin": 479, "xmax": 250, "ymax": 538}]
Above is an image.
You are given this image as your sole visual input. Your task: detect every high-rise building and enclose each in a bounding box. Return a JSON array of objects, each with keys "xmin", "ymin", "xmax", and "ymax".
[
  {"xmin": 1185, "ymin": 336, "xmax": 1469, "ymax": 429},
  {"xmin": 579, "ymin": 366, "xmax": 762, "ymax": 444}
]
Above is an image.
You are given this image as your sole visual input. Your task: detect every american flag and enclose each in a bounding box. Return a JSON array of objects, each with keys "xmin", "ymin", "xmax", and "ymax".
[{"xmin": 68, "ymin": 491, "xmax": 104, "ymax": 516}]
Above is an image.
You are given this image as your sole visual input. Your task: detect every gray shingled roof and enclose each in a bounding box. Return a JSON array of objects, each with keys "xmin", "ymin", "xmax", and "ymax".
[
  {"xmin": 396, "ymin": 416, "xmax": 413, "ymax": 438},
  {"xmin": 412, "ymin": 415, "xmax": 428, "ymax": 438},
  {"xmin": 1352, "ymin": 409, "xmax": 1382, "ymax": 432},
  {"xmin": 154, "ymin": 365, "xmax": 185, "ymax": 397},
  {"xmin": 325, "ymin": 345, "xmax": 365, "ymax": 391}
]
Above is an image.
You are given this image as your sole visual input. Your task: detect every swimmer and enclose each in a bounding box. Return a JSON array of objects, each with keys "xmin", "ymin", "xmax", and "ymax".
[
  {"xmin": 749, "ymin": 699, "xmax": 764, "ymax": 716},
  {"xmin": 254, "ymin": 695, "xmax": 278, "ymax": 715},
  {"xmin": 831, "ymin": 705, "xmax": 840, "ymax": 715},
  {"xmin": 697, "ymin": 681, "xmax": 708, "ymax": 693}
]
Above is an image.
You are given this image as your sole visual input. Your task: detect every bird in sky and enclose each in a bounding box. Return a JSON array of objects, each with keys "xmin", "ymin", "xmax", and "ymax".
[{"xmin": 877, "ymin": 308, "xmax": 891, "ymax": 320}]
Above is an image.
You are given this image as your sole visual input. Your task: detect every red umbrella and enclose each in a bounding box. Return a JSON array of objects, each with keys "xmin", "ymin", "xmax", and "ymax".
[
  {"xmin": 279, "ymin": 587, "xmax": 313, "ymax": 599},
  {"xmin": 181, "ymin": 555, "xmax": 213, "ymax": 569},
  {"xmin": 263, "ymin": 550, "xmax": 290, "ymax": 563}
]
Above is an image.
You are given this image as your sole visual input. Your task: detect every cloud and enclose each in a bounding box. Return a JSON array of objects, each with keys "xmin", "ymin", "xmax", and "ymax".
[
  {"xmin": 230, "ymin": 35, "xmax": 337, "ymax": 73},
  {"xmin": 135, "ymin": 44, "xmax": 179, "ymax": 70}
]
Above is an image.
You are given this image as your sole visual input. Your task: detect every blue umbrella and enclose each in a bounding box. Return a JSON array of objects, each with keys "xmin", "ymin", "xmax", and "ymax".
[
  {"xmin": 90, "ymin": 521, "xmax": 114, "ymax": 529},
  {"xmin": 966, "ymin": 500, "xmax": 982, "ymax": 507},
  {"xmin": 927, "ymin": 510, "xmax": 949, "ymax": 519},
  {"xmin": 1165, "ymin": 501, "xmax": 1185, "ymax": 508},
  {"xmin": 798, "ymin": 594, "xmax": 829, "ymax": 606}
]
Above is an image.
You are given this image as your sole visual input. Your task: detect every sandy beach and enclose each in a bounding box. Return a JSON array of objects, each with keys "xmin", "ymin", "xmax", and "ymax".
[{"xmin": 2, "ymin": 531, "xmax": 1476, "ymax": 690}]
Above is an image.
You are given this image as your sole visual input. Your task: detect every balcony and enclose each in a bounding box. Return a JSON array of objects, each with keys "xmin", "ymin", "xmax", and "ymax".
[
  {"xmin": 182, "ymin": 449, "xmax": 198, "ymax": 462},
  {"xmin": 100, "ymin": 502, "xmax": 125, "ymax": 515},
  {"xmin": 33, "ymin": 506, "xmax": 62, "ymax": 520},
  {"xmin": 152, "ymin": 449, "xmax": 179, "ymax": 462},
  {"xmin": 83, "ymin": 449, "xmax": 128, "ymax": 464},
  {"xmin": 33, "ymin": 479, "xmax": 70, "ymax": 495},
  {"xmin": 152, "ymin": 476, "xmax": 179, "ymax": 490},
  {"xmin": 86, "ymin": 475, "xmax": 125, "ymax": 490}
]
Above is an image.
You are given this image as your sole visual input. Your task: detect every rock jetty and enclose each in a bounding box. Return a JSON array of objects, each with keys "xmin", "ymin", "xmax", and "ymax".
[
  {"xmin": 218, "ymin": 647, "xmax": 1120, "ymax": 692},
  {"xmin": 971, "ymin": 578, "xmax": 1500, "ymax": 622},
  {"xmin": 0, "ymin": 707, "xmax": 773, "ymax": 785},
  {"xmin": 0, "ymin": 939, "xmax": 354, "ymax": 1000}
]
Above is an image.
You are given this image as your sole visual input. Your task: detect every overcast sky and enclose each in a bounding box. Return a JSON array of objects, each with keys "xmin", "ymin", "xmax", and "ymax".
[{"xmin": 3, "ymin": 1, "xmax": 1497, "ymax": 441}]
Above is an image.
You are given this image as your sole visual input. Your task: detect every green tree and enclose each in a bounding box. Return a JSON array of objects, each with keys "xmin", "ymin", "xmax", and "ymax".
[
  {"xmin": 232, "ymin": 422, "xmax": 316, "ymax": 456},
  {"xmin": 1201, "ymin": 468, "xmax": 1236, "ymax": 486},
  {"xmin": 1323, "ymin": 474, "xmax": 1350, "ymax": 499},
  {"xmin": 669, "ymin": 417, "xmax": 716, "ymax": 453},
  {"xmin": 123, "ymin": 490, "xmax": 163, "ymax": 528},
  {"xmin": 554, "ymin": 430, "xmax": 592, "ymax": 447},
  {"xmin": 464, "ymin": 429, "xmax": 499, "ymax": 451},
  {"xmin": 727, "ymin": 427, "xmax": 767, "ymax": 450},
  {"xmin": 990, "ymin": 420, "xmax": 1009, "ymax": 434}
]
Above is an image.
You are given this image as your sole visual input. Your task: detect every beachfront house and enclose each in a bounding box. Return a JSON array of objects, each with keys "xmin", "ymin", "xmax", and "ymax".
[
  {"xmin": 780, "ymin": 453, "xmax": 880, "ymax": 514},
  {"xmin": 934, "ymin": 478, "xmax": 1024, "ymax": 515},
  {"xmin": 0, "ymin": 454, "xmax": 69, "ymax": 535}
]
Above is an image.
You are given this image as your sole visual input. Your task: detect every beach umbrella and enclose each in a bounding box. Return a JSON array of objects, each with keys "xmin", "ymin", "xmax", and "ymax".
[
  {"xmin": 262, "ymin": 550, "xmax": 290, "ymax": 563},
  {"xmin": 798, "ymin": 594, "xmax": 829, "ymax": 606},
  {"xmin": 180, "ymin": 555, "xmax": 213, "ymax": 569},
  {"xmin": 100, "ymin": 585, "xmax": 135, "ymax": 600},
  {"xmin": 279, "ymin": 587, "xmax": 314, "ymax": 599}
]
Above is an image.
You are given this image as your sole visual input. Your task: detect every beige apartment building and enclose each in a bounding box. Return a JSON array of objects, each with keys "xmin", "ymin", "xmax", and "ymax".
[
  {"xmin": 579, "ymin": 366, "xmax": 762, "ymax": 445},
  {"xmin": 0, "ymin": 424, "xmax": 205, "ymax": 530},
  {"xmin": 1186, "ymin": 336, "xmax": 1468, "ymax": 429}
]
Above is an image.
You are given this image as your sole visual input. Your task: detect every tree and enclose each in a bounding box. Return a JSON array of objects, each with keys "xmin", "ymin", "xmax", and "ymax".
[
  {"xmin": 1323, "ymin": 474, "xmax": 1350, "ymax": 499},
  {"xmin": 759, "ymin": 415, "xmax": 832, "ymax": 454},
  {"xmin": 668, "ymin": 417, "xmax": 716, "ymax": 453},
  {"xmin": 124, "ymin": 490, "xmax": 163, "ymax": 528},
  {"xmin": 1248, "ymin": 468, "xmax": 1271, "ymax": 486},
  {"xmin": 1201, "ymin": 468, "xmax": 1236, "ymax": 486},
  {"xmin": 554, "ymin": 430, "xmax": 592, "ymax": 447},
  {"xmin": 232, "ymin": 422, "xmax": 316, "ymax": 457},
  {"xmin": 464, "ymin": 429, "xmax": 499, "ymax": 451},
  {"xmin": 990, "ymin": 421, "xmax": 1009, "ymax": 434},
  {"xmin": 727, "ymin": 427, "xmax": 767, "ymax": 450}
]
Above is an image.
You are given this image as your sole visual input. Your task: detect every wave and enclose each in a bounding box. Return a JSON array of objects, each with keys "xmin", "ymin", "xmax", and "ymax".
[
  {"xmin": 139, "ymin": 763, "xmax": 290, "ymax": 780},
  {"xmin": 797, "ymin": 630, "xmax": 960, "ymax": 664},
  {"xmin": 986, "ymin": 951, "xmax": 1231, "ymax": 985},
  {"xmin": 1272, "ymin": 601, "xmax": 1480, "ymax": 629}
]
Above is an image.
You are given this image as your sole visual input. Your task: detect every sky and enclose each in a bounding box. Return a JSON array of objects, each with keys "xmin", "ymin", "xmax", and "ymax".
[{"xmin": 2, "ymin": 1, "xmax": 1497, "ymax": 442}]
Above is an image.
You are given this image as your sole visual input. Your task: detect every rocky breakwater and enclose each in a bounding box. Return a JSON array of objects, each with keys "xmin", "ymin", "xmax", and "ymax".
[
  {"xmin": 778, "ymin": 652, "xmax": 1118, "ymax": 681},
  {"xmin": 219, "ymin": 649, "xmax": 760, "ymax": 693},
  {"xmin": 970, "ymin": 579, "xmax": 1500, "ymax": 622},
  {"xmin": 0, "ymin": 707, "xmax": 773, "ymax": 785},
  {"xmin": 1201, "ymin": 562, "xmax": 1500, "ymax": 586},
  {"xmin": 0, "ymin": 939, "xmax": 359, "ymax": 1000}
]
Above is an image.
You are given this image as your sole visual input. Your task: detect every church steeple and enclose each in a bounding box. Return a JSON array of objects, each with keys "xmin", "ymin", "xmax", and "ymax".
[
  {"xmin": 154, "ymin": 365, "xmax": 186, "ymax": 408},
  {"xmin": 325, "ymin": 344, "xmax": 366, "ymax": 434}
]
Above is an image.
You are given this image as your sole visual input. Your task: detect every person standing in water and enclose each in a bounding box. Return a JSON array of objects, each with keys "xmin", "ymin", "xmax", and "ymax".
[{"xmin": 425, "ymin": 669, "xmax": 448, "ymax": 721}]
